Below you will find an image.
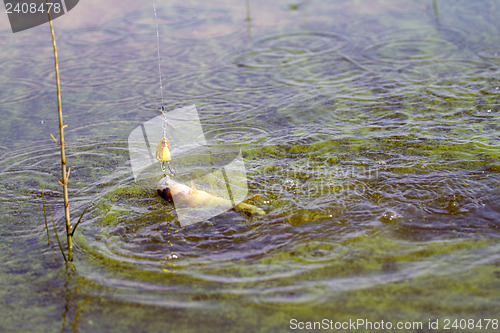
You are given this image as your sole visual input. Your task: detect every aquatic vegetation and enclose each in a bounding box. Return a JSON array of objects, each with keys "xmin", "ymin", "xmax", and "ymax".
[{"xmin": 41, "ymin": 5, "xmax": 87, "ymax": 262}]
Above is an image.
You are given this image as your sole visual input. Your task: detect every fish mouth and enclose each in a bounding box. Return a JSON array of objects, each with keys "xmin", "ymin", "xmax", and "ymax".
[
  {"xmin": 157, "ymin": 186, "xmax": 173, "ymax": 202},
  {"xmin": 157, "ymin": 176, "xmax": 174, "ymax": 202}
]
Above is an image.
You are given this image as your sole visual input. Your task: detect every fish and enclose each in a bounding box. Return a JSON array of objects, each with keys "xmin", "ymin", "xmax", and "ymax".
[{"xmin": 157, "ymin": 176, "xmax": 266, "ymax": 215}]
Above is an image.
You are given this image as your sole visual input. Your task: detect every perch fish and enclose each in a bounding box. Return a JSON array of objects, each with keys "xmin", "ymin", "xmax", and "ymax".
[{"xmin": 157, "ymin": 176, "xmax": 266, "ymax": 215}]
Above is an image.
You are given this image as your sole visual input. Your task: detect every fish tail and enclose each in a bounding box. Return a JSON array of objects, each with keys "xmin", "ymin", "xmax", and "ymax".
[{"xmin": 236, "ymin": 202, "xmax": 266, "ymax": 215}]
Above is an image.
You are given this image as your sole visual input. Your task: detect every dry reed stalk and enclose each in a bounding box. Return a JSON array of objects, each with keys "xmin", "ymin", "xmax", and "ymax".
[{"xmin": 47, "ymin": 1, "xmax": 73, "ymax": 261}]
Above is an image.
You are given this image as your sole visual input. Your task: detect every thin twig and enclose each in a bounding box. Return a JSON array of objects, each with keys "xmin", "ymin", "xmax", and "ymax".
[
  {"xmin": 70, "ymin": 205, "xmax": 89, "ymax": 237},
  {"xmin": 49, "ymin": 203, "xmax": 67, "ymax": 262},
  {"xmin": 50, "ymin": 133, "xmax": 58, "ymax": 145},
  {"xmin": 41, "ymin": 185, "xmax": 52, "ymax": 246}
]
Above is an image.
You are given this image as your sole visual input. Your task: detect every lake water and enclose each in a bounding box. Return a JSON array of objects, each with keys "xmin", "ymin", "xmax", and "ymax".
[{"xmin": 0, "ymin": 0, "xmax": 499, "ymax": 332}]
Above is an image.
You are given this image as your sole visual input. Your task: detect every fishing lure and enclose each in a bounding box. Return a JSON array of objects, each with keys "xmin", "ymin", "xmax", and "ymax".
[
  {"xmin": 156, "ymin": 137, "xmax": 171, "ymax": 162},
  {"xmin": 156, "ymin": 137, "xmax": 175, "ymax": 176}
]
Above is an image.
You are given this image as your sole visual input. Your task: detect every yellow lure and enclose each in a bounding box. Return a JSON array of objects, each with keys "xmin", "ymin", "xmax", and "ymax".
[{"xmin": 156, "ymin": 138, "xmax": 171, "ymax": 162}]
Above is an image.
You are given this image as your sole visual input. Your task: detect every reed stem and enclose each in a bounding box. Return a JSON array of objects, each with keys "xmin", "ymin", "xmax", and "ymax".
[
  {"xmin": 246, "ymin": 0, "xmax": 251, "ymax": 22},
  {"xmin": 47, "ymin": 1, "xmax": 73, "ymax": 261}
]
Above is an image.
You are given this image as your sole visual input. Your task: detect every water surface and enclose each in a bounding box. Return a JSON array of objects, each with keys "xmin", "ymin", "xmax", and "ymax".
[{"xmin": 0, "ymin": 0, "xmax": 499, "ymax": 332}]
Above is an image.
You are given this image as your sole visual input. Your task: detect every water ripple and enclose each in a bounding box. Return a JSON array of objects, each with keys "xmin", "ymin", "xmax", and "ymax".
[
  {"xmin": 121, "ymin": 6, "xmax": 200, "ymax": 31},
  {"xmin": 2, "ymin": 6, "xmax": 500, "ymax": 322},
  {"xmin": 0, "ymin": 141, "xmax": 130, "ymax": 203},
  {"xmin": 123, "ymin": 6, "xmax": 240, "ymax": 40},
  {"xmin": 290, "ymin": 241, "xmax": 347, "ymax": 263},
  {"xmin": 363, "ymin": 26, "xmax": 464, "ymax": 63},
  {"xmin": 197, "ymin": 67, "xmax": 277, "ymax": 93},
  {"xmin": 476, "ymin": 48, "xmax": 500, "ymax": 62},
  {"xmin": 196, "ymin": 98, "xmax": 259, "ymax": 125},
  {"xmin": 274, "ymin": 54, "xmax": 368, "ymax": 88},
  {"xmin": 235, "ymin": 32, "xmax": 347, "ymax": 69},
  {"xmin": 41, "ymin": 57, "xmax": 128, "ymax": 89},
  {"xmin": 0, "ymin": 79, "xmax": 42, "ymax": 105},
  {"xmin": 255, "ymin": 284, "xmax": 328, "ymax": 309},
  {"xmin": 423, "ymin": 68, "xmax": 499, "ymax": 101},
  {"xmin": 62, "ymin": 27, "xmax": 127, "ymax": 47},
  {"xmin": 202, "ymin": 125, "xmax": 270, "ymax": 146},
  {"xmin": 380, "ymin": 59, "xmax": 492, "ymax": 85},
  {"xmin": 374, "ymin": 171, "xmax": 499, "ymax": 235}
]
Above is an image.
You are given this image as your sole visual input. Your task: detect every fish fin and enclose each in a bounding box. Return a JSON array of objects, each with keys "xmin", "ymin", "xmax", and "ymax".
[
  {"xmin": 236, "ymin": 202, "xmax": 266, "ymax": 215},
  {"xmin": 245, "ymin": 194, "xmax": 261, "ymax": 202}
]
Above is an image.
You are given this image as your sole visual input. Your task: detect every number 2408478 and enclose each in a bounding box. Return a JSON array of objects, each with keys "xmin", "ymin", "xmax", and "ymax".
[
  {"xmin": 443, "ymin": 319, "xmax": 498, "ymax": 330},
  {"xmin": 5, "ymin": 2, "xmax": 62, "ymax": 14}
]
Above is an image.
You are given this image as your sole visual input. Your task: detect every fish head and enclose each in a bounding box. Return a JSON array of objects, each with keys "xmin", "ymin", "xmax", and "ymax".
[{"xmin": 157, "ymin": 176, "xmax": 191, "ymax": 202}]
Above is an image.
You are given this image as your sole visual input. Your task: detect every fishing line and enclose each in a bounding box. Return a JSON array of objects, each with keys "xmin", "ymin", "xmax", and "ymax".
[
  {"xmin": 153, "ymin": 0, "xmax": 165, "ymax": 113},
  {"xmin": 152, "ymin": 0, "xmax": 175, "ymax": 176}
]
